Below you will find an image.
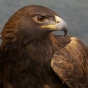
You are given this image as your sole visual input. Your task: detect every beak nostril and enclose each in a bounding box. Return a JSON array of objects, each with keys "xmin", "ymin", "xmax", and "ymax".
[{"xmin": 56, "ymin": 21, "xmax": 60, "ymax": 23}]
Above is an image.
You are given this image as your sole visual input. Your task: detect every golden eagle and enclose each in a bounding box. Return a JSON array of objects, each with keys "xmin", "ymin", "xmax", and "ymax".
[{"xmin": 0, "ymin": 5, "xmax": 88, "ymax": 88}]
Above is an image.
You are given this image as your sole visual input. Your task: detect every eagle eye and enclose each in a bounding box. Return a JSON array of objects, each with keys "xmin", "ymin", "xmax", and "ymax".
[
  {"xmin": 37, "ymin": 16, "xmax": 46, "ymax": 22},
  {"xmin": 33, "ymin": 15, "xmax": 46, "ymax": 23}
]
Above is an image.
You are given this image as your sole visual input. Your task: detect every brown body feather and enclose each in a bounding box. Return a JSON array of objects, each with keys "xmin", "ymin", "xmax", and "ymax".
[
  {"xmin": 51, "ymin": 36, "xmax": 88, "ymax": 88},
  {"xmin": 0, "ymin": 34, "xmax": 68, "ymax": 88},
  {"xmin": 0, "ymin": 5, "xmax": 88, "ymax": 88}
]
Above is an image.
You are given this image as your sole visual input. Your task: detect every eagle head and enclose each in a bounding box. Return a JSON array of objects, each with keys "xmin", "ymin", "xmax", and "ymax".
[{"xmin": 1, "ymin": 5, "xmax": 67, "ymax": 51}]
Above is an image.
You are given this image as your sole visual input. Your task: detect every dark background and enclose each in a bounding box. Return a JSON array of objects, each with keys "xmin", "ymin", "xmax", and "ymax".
[{"xmin": 0, "ymin": 0, "xmax": 88, "ymax": 45}]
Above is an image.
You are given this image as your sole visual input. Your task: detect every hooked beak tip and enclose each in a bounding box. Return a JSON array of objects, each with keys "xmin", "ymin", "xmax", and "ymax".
[{"xmin": 63, "ymin": 28, "xmax": 67, "ymax": 36}]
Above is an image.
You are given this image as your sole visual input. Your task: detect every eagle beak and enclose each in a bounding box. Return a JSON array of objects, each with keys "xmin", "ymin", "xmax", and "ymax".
[{"xmin": 41, "ymin": 15, "xmax": 67, "ymax": 36}]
